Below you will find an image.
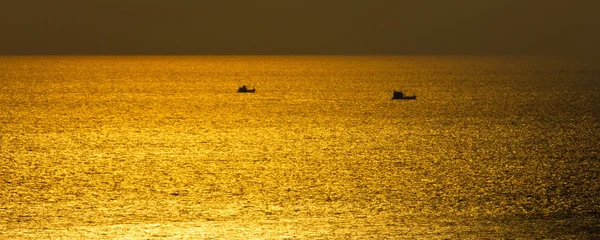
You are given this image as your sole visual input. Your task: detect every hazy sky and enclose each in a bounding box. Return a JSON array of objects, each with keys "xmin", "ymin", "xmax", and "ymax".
[{"xmin": 1, "ymin": 0, "xmax": 599, "ymax": 55}]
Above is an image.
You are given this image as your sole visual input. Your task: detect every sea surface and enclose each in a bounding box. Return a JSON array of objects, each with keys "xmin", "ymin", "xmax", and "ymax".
[{"xmin": 1, "ymin": 56, "xmax": 599, "ymax": 239}]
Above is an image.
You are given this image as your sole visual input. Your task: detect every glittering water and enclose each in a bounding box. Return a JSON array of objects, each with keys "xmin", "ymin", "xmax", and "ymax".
[{"xmin": 1, "ymin": 56, "xmax": 599, "ymax": 239}]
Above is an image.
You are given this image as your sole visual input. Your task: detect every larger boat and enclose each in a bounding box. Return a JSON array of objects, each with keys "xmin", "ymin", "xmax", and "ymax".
[
  {"xmin": 237, "ymin": 85, "xmax": 255, "ymax": 93},
  {"xmin": 392, "ymin": 91, "xmax": 416, "ymax": 100}
]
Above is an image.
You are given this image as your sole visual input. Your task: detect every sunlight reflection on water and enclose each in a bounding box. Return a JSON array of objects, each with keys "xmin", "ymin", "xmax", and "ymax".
[{"xmin": 1, "ymin": 56, "xmax": 599, "ymax": 238}]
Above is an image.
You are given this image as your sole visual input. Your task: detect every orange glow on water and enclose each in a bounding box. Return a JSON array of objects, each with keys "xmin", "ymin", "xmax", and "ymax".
[{"xmin": 1, "ymin": 56, "xmax": 599, "ymax": 238}]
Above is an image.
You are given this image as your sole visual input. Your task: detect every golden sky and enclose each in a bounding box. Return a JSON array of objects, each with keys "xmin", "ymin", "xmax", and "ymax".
[{"xmin": 1, "ymin": 0, "xmax": 599, "ymax": 56}]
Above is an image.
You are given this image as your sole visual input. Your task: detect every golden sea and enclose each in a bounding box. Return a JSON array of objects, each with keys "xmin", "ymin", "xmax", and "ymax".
[{"xmin": 1, "ymin": 56, "xmax": 599, "ymax": 239}]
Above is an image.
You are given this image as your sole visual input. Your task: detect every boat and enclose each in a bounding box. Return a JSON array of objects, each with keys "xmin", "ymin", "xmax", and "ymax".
[
  {"xmin": 392, "ymin": 91, "xmax": 416, "ymax": 100},
  {"xmin": 237, "ymin": 85, "xmax": 255, "ymax": 93}
]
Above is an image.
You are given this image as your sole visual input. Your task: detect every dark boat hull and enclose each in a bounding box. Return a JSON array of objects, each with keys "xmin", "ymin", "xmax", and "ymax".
[
  {"xmin": 392, "ymin": 91, "xmax": 416, "ymax": 100},
  {"xmin": 237, "ymin": 88, "xmax": 256, "ymax": 93},
  {"xmin": 393, "ymin": 95, "xmax": 416, "ymax": 100}
]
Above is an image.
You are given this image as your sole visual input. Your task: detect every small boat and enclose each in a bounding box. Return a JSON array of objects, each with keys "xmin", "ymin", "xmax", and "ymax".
[
  {"xmin": 237, "ymin": 85, "xmax": 255, "ymax": 93},
  {"xmin": 392, "ymin": 91, "xmax": 416, "ymax": 100}
]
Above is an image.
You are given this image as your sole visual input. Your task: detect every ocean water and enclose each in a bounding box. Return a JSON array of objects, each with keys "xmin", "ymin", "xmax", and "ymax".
[{"xmin": 1, "ymin": 55, "xmax": 599, "ymax": 239}]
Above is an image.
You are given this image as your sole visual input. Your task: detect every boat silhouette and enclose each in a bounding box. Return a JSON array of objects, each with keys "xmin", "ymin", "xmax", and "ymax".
[
  {"xmin": 237, "ymin": 85, "xmax": 255, "ymax": 93},
  {"xmin": 392, "ymin": 91, "xmax": 416, "ymax": 100}
]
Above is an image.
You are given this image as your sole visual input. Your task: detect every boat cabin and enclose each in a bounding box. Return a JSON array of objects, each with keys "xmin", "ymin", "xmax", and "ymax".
[
  {"xmin": 392, "ymin": 91, "xmax": 416, "ymax": 100},
  {"xmin": 237, "ymin": 85, "xmax": 255, "ymax": 93}
]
